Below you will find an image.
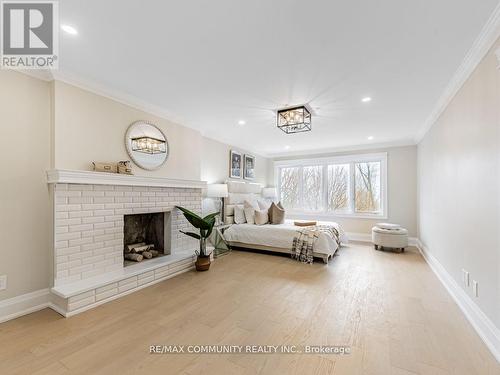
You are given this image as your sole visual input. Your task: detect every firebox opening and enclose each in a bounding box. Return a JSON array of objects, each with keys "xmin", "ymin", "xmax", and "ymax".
[{"xmin": 123, "ymin": 212, "xmax": 171, "ymax": 266}]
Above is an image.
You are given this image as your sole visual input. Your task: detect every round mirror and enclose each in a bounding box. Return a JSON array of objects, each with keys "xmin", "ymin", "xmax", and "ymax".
[{"xmin": 125, "ymin": 121, "xmax": 169, "ymax": 170}]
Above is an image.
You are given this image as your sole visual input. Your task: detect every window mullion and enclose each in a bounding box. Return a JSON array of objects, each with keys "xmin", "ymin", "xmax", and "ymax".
[
  {"xmin": 277, "ymin": 167, "xmax": 281, "ymax": 202},
  {"xmin": 299, "ymin": 167, "xmax": 304, "ymax": 210},
  {"xmin": 322, "ymin": 164, "xmax": 328, "ymax": 213},
  {"xmin": 350, "ymin": 162, "xmax": 355, "ymax": 214}
]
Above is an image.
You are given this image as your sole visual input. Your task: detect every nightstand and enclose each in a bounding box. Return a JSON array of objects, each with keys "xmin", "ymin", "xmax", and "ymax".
[{"xmin": 210, "ymin": 224, "xmax": 231, "ymax": 258}]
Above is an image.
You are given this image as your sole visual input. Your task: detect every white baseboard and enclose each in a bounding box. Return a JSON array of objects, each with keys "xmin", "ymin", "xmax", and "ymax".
[
  {"xmin": 0, "ymin": 289, "xmax": 51, "ymax": 323},
  {"xmin": 416, "ymin": 239, "xmax": 500, "ymax": 363},
  {"xmin": 345, "ymin": 232, "xmax": 371, "ymax": 242},
  {"xmin": 0, "ymin": 264, "xmax": 196, "ymax": 323}
]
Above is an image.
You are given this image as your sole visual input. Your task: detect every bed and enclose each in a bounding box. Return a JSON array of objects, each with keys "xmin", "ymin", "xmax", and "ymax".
[{"xmin": 222, "ymin": 181, "xmax": 347, "ymax": 264}]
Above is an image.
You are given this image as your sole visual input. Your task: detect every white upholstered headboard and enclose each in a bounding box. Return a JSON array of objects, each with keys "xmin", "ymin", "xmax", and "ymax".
[{"xmin": 224, "ymin": 181, "xmax": 262, "ymax": 224}]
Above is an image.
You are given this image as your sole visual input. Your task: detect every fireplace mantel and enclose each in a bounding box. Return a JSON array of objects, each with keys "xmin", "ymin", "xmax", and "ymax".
[
  {"xmin": 46, "ymin": 169, "xmax": 207, "ymax": 189},
  {"xmin": 48, "ymin": 170, "xmax": 204, "ymax": 316}
]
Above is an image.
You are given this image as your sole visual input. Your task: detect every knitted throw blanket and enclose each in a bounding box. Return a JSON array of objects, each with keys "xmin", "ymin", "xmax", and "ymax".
[{"xmin": 291, "ymin": 225, "xmax": 341, "ymax": 264}]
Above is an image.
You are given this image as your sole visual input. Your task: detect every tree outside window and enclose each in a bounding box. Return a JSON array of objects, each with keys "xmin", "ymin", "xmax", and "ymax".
[
  {"xmin": 280, "ymin": 167, "xmax": 300, "ymax": 209},
  {"xmin": 327, "ymin": 164, "xmax": 349, "ymax": 212},
  {"xmin": 355, "ymin": 162, "xmax": 381, "ymax": 213}
]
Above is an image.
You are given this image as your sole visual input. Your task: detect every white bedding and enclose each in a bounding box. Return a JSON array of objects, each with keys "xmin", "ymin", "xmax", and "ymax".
[{"xmin": 223, "ymin": 220, "xmax": 347, "ymax": 256}]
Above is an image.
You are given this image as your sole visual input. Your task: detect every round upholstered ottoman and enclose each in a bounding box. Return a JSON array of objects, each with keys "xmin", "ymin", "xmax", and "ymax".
[{"xmin": 372, "ymin": 223, "xmax": 408, "ymax": 252}]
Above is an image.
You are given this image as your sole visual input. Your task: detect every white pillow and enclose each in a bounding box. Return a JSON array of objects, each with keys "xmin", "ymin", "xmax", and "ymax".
[
  {"xmin": 234, "ymin": 205, "xmax": 246, "ymax": 224},
  {"xmin": 257, "ymin": 199, "xmax": 271, "ymax": 210},
  {"xmin": 244, "ymin": 199, "xmax": 259, "ymax": 210},
  {"xmin": 243, "ymin": 201, "xmax": 256, "ymax": 224},
  {"xmin": 254, "ymin": 209, "xmax": 269, "ymax": 225},
  {"xmin": 244, "ymin": 207, "xmax": 255, "ymax": 224}
]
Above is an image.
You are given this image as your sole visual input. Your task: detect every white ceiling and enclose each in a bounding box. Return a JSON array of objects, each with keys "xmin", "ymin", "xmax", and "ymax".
[{"xmin": 58, "ymin": 0, "xmax": 499, "ymax": 157}]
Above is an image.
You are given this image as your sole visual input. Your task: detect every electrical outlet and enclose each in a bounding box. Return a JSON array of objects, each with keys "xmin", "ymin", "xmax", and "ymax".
[
  {"xmin": 0, "ymin": 275, "xmax": 7, "ymax": 291},
  {"xmin": 462, "ymin": 269, "xmax": 470, "ymax": 287},
  {"xmin": 473, "ymin": 280, "xmax": 478, "ymax": 297}
]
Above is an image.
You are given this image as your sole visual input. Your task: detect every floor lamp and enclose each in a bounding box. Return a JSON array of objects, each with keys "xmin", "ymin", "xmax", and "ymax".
[{"xmin": 206, "ymin": 184, "xmax": 229, "ymax": 225}]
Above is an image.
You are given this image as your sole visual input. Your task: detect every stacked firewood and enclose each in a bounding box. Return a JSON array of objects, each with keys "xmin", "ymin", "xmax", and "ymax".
[{"xmin": 124, "ymin": 242, "xmax": 161, "ymax": 262}]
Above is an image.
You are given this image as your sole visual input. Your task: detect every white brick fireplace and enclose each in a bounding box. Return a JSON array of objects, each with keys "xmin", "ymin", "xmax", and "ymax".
[{"xmin": 47, "ymin": 170, "xmax": 206, "ymax": 316}]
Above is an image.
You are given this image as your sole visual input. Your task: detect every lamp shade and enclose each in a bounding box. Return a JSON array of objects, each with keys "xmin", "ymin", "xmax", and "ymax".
[
  {"xmin": 262, "ymin": 187, "xmax": 277, "ymax": 198},
  {"xmin": 206, "ymin": 184, "xmax": 228, "ymax": 198}
]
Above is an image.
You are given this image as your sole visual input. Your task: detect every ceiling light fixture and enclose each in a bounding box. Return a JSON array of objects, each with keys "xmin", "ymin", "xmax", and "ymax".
[
  {"xmin": 237, "ymin": 120, "xmax": 246, "ymax": 126},
  {"xmin": 277, "ymin": 105, "xmax": 311, "ymax": 134},
  {"xmin": 284, "ymin": 145, "xmax": 291, "ymax": 150},
  {"xmin": 61, "ymin": 24, "xmax": 78, "ymax": 35},
  {"xmin": 367, "ymin": 136, "xmax": 374, "ymax": 140},
  {"xmin": 361, "ymin": 97, "xmax": 372, "ymax": 103}
]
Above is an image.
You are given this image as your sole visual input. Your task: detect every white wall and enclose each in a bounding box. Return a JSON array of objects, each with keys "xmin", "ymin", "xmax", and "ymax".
[
  {"xmin": 200, "ymin": 137, "xmax": 270, "ymax": 215},
  {"xmin": 0, "ymin": 76, "xmax": 272, "ymax": 304},
  {"xmin": 0, "ymin": 71, "xmax": 52, "ymax": 301},
  {"xmin": 200, "ymin": 136, "xmax": 269, "ymax": 185},
  {"xmin": 271, "ymin": 145, "xmax": 418, "ymax": 236},
  {"xmin": 418, "ymin": 38, "xmax": 500, "ymax": 327}
]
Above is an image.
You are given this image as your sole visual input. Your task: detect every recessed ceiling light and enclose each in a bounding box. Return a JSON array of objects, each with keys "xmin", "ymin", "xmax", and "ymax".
[
  {"xmin": 284, "ymin": 145, "xmax": 291, "ymax": 150},
  {"xmin": 61, "ymin": 24, "xmax": 78, "ymax": 35},
  {"xmin": 237, "ymin": 120, "xmax": 246, "ymax": 126},
  {"xmin": 361, "ymin": 97, "xmax": 372, "ymax": 103},
  {"xmin": 367, "ymin": 136, "xmax": 374, "ymax": 140}
]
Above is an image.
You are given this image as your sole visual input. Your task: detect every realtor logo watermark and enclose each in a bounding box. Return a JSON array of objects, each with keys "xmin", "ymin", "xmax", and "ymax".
[{"xmin": 1, "ymin": 1, "xmax": 58, "ymax": 69}]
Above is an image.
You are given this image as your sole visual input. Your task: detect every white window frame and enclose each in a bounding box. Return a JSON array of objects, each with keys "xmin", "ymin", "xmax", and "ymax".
[{"xmin": 275, "ymin": 152, "xmax": 388, "ymax": 219}]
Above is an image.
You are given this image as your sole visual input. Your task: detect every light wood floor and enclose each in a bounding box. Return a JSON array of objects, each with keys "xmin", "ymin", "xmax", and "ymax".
[{"xmin": 1, "ymin": 243, "xmax": 499, "ymax": 375}]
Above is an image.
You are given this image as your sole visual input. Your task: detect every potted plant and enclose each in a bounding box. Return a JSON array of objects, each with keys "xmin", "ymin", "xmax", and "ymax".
[{"xmin": 176, "ymin": 206, "xmax": 219, "ymax": 271}]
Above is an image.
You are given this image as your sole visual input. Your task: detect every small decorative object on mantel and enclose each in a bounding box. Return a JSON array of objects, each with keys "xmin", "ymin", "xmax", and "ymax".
[
  {"xmin": 92, "ymin": 161, "xmax": 133, "ymax": 175},
  {"xmin": 92, "ymin": 162, "xmax": 118, "ymax": 173},
  {"xmin": 244, "ymin": 154, "xmax": 255, "ymax": 180},
  {"xmin": 176, "ymin": 206, "xmax": 219, "ymax": 271},
  {"xmin": 117, "ymin": 160, "xmax": 133, "ymax": 175},
  {"xmin": 294, "ymin": 220, "xmax": 317, "ymax": 227}
]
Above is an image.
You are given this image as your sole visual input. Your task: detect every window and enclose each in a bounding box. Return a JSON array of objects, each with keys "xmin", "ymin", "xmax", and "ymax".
[
  {"xmin": 279, "ymin": 167, "xmax": 300, "ymax": 209},
  {"xmin": 276, "ymin": 153, "xmax": 387, "ymax": 218},
  {"xmin": 302, "ymin": 166, "xmax": 323, "ymax": 211},
  {"xmin": 327, "ymin": 164, "xmax": 349, "ymax": 212},
  {"xmin": 355, "ymin": 161, "xmax": 381, "ymax": 213}
]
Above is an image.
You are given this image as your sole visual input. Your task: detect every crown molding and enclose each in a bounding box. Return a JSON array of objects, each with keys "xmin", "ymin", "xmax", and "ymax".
[
  {"xmin": 268, "ymin": 139, "xmax": 416, "ymax": 159},
  {"xmin": 50, "ymin": 70, "xmax": 189, "ymax": 127},
  {"xmin": 49, "ymin": 72, "xmax": 270, "ymax": 159},
  {"xmin": 415, "ymin": 3, "xmax": 500, "ymax": 143},
  {"xmin": 12, "ymin": 69, "xmax": 54, "ymax": 81}
]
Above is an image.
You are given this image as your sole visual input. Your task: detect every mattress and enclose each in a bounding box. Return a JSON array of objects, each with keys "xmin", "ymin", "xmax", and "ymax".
[{"xmin": 223, "ymin": 220, "xmax": 346, "ymax": 256}]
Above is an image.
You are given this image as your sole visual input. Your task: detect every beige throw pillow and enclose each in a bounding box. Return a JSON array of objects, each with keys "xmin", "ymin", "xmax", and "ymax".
[
  {"xmin": 234, "ymin": 205, "xmax": 246, "ymax": 224},
  {"xmin": 244, "ymin": 199, "xmax": 259, "ymax": 210},
  {"xmin": 270, "ymin": 202, "xmax": 285, "ymax": 224},
  {"xmin": 254, "ymin": 209, "xmax": 269, "ymax": 225},
  {"xmin": 243, "ymin": 201, "xmax": 255, "ymax": 224}
]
